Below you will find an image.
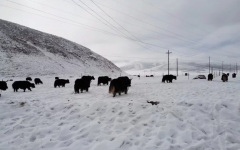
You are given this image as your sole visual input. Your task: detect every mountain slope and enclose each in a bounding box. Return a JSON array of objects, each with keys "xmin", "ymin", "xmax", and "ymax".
[{"xmin": 0, "ymin": 19, "xmax": 122, "ymax": 77}]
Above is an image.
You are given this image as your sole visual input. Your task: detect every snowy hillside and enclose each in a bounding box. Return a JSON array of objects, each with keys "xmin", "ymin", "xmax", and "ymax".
[
  {"xmin": 0, "ymin": 75, "xmax": 240, "ymax": 150},
  {"xmin": 0, "ymin": 19, "xmax": 122, "ymax": 77}
]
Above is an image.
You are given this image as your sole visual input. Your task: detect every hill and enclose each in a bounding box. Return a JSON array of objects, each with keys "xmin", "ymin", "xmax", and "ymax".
[{"xmin": 0, "ymin": 19, "xmax": 122, "ymax": 77}]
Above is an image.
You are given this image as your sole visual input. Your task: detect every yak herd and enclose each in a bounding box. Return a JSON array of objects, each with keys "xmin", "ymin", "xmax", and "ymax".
[{"xmin": 0, "ymin": 73, "xmax": 237, "ymax": 98}]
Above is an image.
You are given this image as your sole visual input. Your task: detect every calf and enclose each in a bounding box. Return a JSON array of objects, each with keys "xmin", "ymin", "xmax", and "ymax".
[
  {"xmin": 109, "ymin": 77, "xmax": 132, "ymax": 97},
  {"xmin": 12, "ymin": 81, "xmax": 35, "ymax": 92},
  {"xmin": 34, "ymin": 78, "xmax": 43, "ymax": 85},
  {"xmin": 26, "ymin": 77, "xmax": 32, "ymax": 81},
  {"xmin": 208, "ymin": 74, "xmax": 213, "ymax": 81},
  {"xmin": 98, "ymin": 76, "xmax": 111, "ymax": 86},
  {"xmin": 0, "ymin": 81, "xmax": 8, "ymax": 97},
  {"xmin": 54, "ymin": 79, "xmax": 70, "ymax": 88}
]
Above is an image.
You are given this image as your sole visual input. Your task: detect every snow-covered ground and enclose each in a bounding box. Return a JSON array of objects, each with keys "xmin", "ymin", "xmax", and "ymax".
[{"xmin": 0, "ymin": 75, "xmax": 240, "ymax": 150}]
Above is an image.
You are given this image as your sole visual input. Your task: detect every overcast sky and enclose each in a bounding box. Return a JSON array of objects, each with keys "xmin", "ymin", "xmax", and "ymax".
[{"xmin": 0, "ymin": 0, "xmax": 240, "ymax": 67}]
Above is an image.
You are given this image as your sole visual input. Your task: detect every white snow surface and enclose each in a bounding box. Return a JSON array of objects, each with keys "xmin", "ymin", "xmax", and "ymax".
[
  {"xmin": 0, "ymin": 75, "xmax": 240, "ymax": 150},
  {"xmin": 0, "ymin": 19, "xmax": 122, "ymax": 77}
]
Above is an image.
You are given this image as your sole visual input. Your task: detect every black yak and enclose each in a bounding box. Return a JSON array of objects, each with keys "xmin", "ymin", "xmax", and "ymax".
[
  {"xmin": 34, "ymin": 78, "xmax": 43, "ymax": 85},
  {"xmin": 221, "ymin": 74, "xmax": 228, "ymax": 82},
  {"xmin": 109, "ymin": 76, "xmax": 132, "ymax": 97},
  {"xmin": 74, "ymin": 77, "xmax": 95, "ymax": 93},
  {"xmin": 12, "ymin": 81, "xmax": 35, "ymax": 92},
  {"xmin": 162, "ymin": 75, "xmax": 177, "ymax": 83},
  {"xmin": 26, "ymin": 77, "xmax": 32, "ymax": 81},
  {"xmin": 54, "ymin": 79, "xmax": 70, "ymax": 88},
  {"xmin": 0, "ymin": 80, "xmax": 8, "ymax": 97},
  {"xmin": 98, "ymin": 76, "xmax": 111, "ymax": 86},
  {"xmin": 232, "ymin": 73, "xmax": 236, "ymax": 78},
  {"xmin": 208, "ymin": 74, "xmax": 213, "ymax": 81}
]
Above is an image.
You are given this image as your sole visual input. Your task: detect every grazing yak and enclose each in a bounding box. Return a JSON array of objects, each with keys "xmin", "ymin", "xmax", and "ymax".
[
  {"xmin": 109, "ymin": 76, "xmax": 132, "ymax": 97},
  {"xmin": 12, "ymin": 81, "xmax": 35, "ymax": 92},
  {"xmin": 26, "ymin": 77, "xmax": 32, "ymax": 81},
  {"xmin": 34, "ymin": 78, "xmax": 43, "ymax": 85},
  {"xmin": 54, "ymin": 79, "xmax": 70, "ymax": 88},
  {"xmin": 0, "ymin": 80, "xmax": 8, "ymax": 97},
  {"xmin": 232, "ymin": 73, "xmax": 236, "ymax": 78},
  {"xmin": 162, "ymin": 75, "xmax": 177, "ymax": 83},
  {"xmin": 208, "ymin": 74, "xmax": 213, "ymax": 81},
  {"xmin": 74, "ymin": 76, "xmax": 95, "ymax": 93},
  {"xmin": 98, "ymin": 76, "xmax": 111, "ymax": 86},
  {"xmin": 221, "ymin": 73, "xmax": 228, "ymax": 82}
]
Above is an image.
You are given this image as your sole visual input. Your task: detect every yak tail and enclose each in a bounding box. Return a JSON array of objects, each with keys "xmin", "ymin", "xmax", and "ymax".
[{"xmin": 109, "ymin": 85, "xmax": 115, "ymax": 94}]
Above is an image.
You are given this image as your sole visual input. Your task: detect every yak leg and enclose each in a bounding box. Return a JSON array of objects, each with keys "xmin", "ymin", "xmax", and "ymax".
[
  {"xmin": 113, "ymin": 92, "xmax": 116, "ymax": 97},
  {"xmin": 119, "ymin": 92, "xmax": 121, "ymax": 95},
  {"xmin": 125, "ymin": 89, "xmax": 128, "ymax": 94},
  {"xmin": 28, "ymin": 87, "xmax": 32, "ymax": 91},
  {"xmin": 23, "ymin": 88, "xmax": 26, "ymax": 92}
]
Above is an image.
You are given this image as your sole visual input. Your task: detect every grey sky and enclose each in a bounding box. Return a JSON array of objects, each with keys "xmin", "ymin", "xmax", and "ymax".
[{"xmin": 0, "ymin": 0, "xmax": 239, "ymax": 67}]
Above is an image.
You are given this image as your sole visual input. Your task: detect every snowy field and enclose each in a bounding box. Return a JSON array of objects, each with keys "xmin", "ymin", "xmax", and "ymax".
[{"xmin": 0, "ymin": 75, "xmax": 240, "ymax": 150}]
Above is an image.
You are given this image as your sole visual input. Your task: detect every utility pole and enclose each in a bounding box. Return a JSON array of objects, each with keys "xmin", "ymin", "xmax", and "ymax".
[
  {"xmin": 222, "ymin": 61, "xmax": 224, "ymax": 74},
  {"xmin": 166, "ymin": 50, "xmax": 172, "ymax": 75},
  {"xmin": 230, "ymin": 64, "xmax": 231, "ymax": 73},
  {"xmin": 176, "ymin": 58, "xmax": 178, "ymax": 76},
  {"xmin": 209, "ymin": 57, "xmax": 211, "ymax": 74},
  {"xmin": 237, "ymin": 63, "xmax": 238, "ymax": 74},
  {"xmin": 211, "ymin": 67, "xmax": 213, "ymax": 74}
]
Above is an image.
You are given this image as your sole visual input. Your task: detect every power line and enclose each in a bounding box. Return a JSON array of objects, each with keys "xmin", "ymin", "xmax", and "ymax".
[
  {"xmin": 89, "ymin": 0, "xmax": 162, "ymax": 54},
  {"xmin": 62, "ymin": 0, "xmax": 240, "ymax": 57},
  {"xmin": 19, "ymin": 0, "xmax": 210, "ymax": 51},
  {"xmin": 91, "ymin": 1, "xmax": 200, "ymax": 43},
  {"xmin": 72, "ymin": 0, "xmax": 162, "ymax": 54}
]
